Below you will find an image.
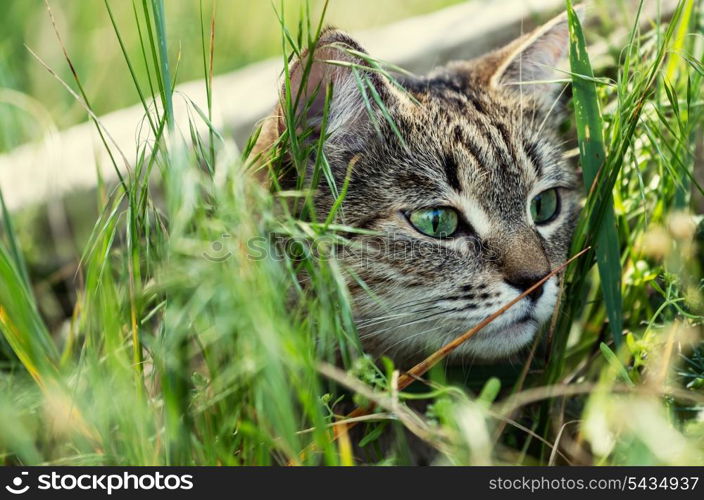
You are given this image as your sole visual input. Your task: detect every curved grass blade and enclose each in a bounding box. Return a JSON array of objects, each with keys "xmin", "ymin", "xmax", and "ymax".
[{"xmin": 566, "ymin": 1, "xmax": 623, "ymax": 347}]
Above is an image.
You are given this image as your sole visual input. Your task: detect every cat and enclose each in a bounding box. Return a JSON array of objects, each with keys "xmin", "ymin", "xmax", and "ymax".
[{"xmin": 254, "ymin": 9, "xmax": 581, "ymax": 368}]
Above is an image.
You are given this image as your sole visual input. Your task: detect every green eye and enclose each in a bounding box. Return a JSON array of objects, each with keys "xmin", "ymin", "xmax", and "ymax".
[
  {"xmin": 530, "ymin": 188, "xmax": 559, "ymax": 224},
  {"xmin": 408, "ymin": 207, "xmax": 459, "ymax": 238}
]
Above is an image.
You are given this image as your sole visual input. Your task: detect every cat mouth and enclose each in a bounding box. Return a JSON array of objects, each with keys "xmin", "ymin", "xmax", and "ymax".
[
  {"xmin": 477, "ymin": 313, "xmax": 539, "ymax": 337},
  {"xmin": 450, "ymin": 313, "xmax": 541, "ymax": 361},
  {"xmin": 514, "ymin": 314, "xmax": 536, "ymax": 325}
]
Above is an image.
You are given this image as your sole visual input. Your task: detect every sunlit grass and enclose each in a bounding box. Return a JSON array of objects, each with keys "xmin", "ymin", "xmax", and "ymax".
[{"xmin": 0, "ymin": 0, "xmax": 462, "ymax": 152}]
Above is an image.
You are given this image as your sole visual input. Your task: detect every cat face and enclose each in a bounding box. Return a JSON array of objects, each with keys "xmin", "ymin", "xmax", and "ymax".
[{"xmin": 266, "ymin": 11, "xmax": 581, "ymax": 364}]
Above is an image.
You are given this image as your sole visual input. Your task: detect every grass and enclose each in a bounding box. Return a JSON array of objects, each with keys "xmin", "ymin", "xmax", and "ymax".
[
  {"xmin": 0, "ymin": 0, "xmax": 703, "ymax": 465},
  {"xmin": 567, "ymin": 1, "xmax": 623, "ymax": 349},
  {"xmin": 0, "ymin": 0, "xmax": 462, "ymax": 152}
]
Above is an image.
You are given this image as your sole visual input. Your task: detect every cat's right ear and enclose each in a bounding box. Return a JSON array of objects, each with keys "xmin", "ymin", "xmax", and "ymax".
[
  {"xmin": 274, "ymin": 29, "xmax": 395, "ymax": 146},
  {"xmin": 469, "ymin": 6, "xmax": 585, "ymax": 109}
]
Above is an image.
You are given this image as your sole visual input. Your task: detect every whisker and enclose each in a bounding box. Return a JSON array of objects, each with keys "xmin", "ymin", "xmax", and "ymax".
[
  {"xmin": 536, "ymin": 82, "xmax": 569, "ymax": 137},
  {"xmin": 356, "ymin": 309, "xmax": 432, "ymax": 329},
  {"xmin": 361, "ymin": 307, "xmax": 467, "ymax": 340},
  {"xmin": 379, "ymin": 324, "xmax": 447, "ymax": 355},
  {"xmin": 361, "ymin": 291, "xmax": 479, "ymax": 320},
  {"xmin": 356, "ymin": 296, "xmax": 474, "ymax": 329}
]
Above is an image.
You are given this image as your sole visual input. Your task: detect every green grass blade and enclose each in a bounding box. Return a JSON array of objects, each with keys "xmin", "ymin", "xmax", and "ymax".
[
  {"xmin": 599, "ymin": 342, "xmax": 635, "ymax": 387},
  {"xmin": 0, "ymin": 188, "xmax": 30, "ymax": 288},
  {"xmin": 566, "ymin": 1, "xmax": 623, "ymax": 348},
  {"xmin": 104, "ymin": 0, "xmax": 157, "ymax": 135},
  {"xmin": 0, "ymin": 244, "xmax": 59, "ymax": 384},
  {"xmin": 151, "ymin": 0, "xmax": 174, "ymax": 130}
]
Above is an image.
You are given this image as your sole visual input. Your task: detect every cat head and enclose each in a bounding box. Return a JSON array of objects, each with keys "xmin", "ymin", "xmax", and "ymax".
[{"xmin": 265, "ymin": 10, "xmax": 582, "ymax": 364}]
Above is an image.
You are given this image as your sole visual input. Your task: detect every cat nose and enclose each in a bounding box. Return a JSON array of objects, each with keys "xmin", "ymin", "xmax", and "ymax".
[{"xmin": 504, "ymin": 273, "xmax": 546, "ymax": 302}]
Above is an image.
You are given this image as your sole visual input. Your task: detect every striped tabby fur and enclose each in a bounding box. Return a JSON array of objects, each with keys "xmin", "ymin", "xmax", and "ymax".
[{"xmin": 257, "ymin": 10, "xmax": 581, "ymax": 366}]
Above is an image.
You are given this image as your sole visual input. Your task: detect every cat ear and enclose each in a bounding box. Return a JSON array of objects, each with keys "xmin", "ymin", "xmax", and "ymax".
[
  {"xmin": 480, "ymin": 7, "xmax": 585, "ymax": 106},
  {"xmin": 279, "ymin": 29, "xmax": 393, "ymax": 145}
]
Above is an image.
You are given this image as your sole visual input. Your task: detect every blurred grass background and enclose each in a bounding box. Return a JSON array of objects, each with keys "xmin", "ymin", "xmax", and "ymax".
[{"xmin": 0, "ymin": 0, "xmax": 461, "ymax": 152}]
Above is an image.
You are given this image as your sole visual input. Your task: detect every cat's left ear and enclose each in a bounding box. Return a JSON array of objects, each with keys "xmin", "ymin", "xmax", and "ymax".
[{"xmin": 479, "ymin": 7, "xmax": 585, "ymax": 106}]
